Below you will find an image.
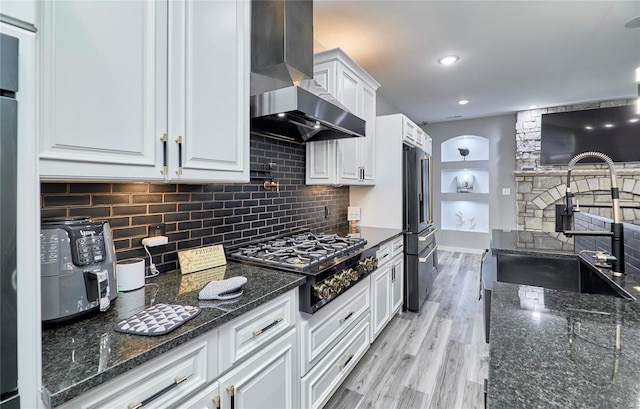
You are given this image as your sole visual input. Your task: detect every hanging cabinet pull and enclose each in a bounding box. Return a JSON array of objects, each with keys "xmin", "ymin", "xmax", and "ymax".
[
  {"xmin": 227, "ymin": 385, "xmax": 235, "ymax": 409},
  {"xmin": 339, "ymin": 311, "xmax": 354, "ymax": 323},
  {"xmin": 160, "ymin": 134, "xmax": 168, "ymax": 175},
  {"xmin": 252, "ymin": 317, "xmax": 283, "ymax": 337},
  {"xmin": 175, "ymin": 135, "xmax": 183, "ymax": 175},
  {"xmin": 338, "ymin": 353, "xmax": 355, "ymax": 369},
  {"xmin": 212, "ymin": 395, "xmax": 221, "ymax": 409},
  {"xmin": 127, "ymin": 375, "xmax": 188, "ymax": 409}
]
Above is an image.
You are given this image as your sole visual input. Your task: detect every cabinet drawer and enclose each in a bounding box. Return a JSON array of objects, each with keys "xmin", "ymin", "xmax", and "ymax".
[
  {"xmin": 299, "ymin": 278, "xmax": 370, "ymax": 376},
  {"xmin": 219, "ymin": 289, "xmax": 296, "ymax": 372},
  {"xmin": 301, "ymin": 316, "xmax": 370, "ymax": 409},
  {"xmin": 58, "ymin": 331, "xmax": 217, "ymax": 409},
  {"xmin": 376, "ymin": 242, "xmax": 391, "ymax": 266},
  {"xmin": 390, "ymin": 236, "xmax": 404, "ymax": 257}
]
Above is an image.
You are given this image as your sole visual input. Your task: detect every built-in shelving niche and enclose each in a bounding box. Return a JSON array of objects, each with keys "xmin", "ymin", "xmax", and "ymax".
[
  {"xmin": 440, "ymin": 135, "xmax": 490, "ymax": 234},
  {"xmin": 441, "ymin": 200, "xmax": 490, "ymax": 233},
  {"xmin": 441, "ymin": 135, "xmax": 489, "ymax": 162}
]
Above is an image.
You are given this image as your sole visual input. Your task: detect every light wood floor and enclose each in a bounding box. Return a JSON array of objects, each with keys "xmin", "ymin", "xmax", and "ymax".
[{"xmin": 324, "ymin": 251, "xmax": 489, "ymax": 409}]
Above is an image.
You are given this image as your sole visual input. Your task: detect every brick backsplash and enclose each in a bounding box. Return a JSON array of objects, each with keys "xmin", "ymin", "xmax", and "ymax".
[
  {"xmin": 574, "ymin": 212, "xmax": 640, "ymax": 277},
  {"xmin": 41, "ymin": 135, "xmax": 350, "ymax": 273}
]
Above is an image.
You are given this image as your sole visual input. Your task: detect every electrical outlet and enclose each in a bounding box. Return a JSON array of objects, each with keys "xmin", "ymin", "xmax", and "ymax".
[
  {"xmin": 148, "ymin": 223, "xmax": 166, "ymax": 237},
  {"xmin": 142, "ymin": 236, "xmax": 168, "ymax": 247},
  {"xmin": 502, "ymin": 188, "xmax": 511, "ymax": 196}
]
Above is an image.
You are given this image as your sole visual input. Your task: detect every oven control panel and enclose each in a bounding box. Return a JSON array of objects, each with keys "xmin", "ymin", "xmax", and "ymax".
[{"xmin": 311, "ymin": 255, "xmax": 378, "ymax": 303}]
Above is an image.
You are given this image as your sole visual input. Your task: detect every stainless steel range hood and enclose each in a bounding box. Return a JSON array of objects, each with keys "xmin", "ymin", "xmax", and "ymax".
[{"xmin": 250, "ymin": 0, "xmax": 366, "ymax": 143}]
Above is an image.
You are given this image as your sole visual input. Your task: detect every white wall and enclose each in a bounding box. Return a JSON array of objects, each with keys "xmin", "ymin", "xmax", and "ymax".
[{"xmin": 426, "ymin": 114, "xmax": 517, "ymax": 251}]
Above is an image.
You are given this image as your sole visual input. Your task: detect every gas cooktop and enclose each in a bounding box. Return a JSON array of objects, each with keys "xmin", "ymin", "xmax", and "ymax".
[{"xmin": 225, "ymin": 231, "xmax": 367, "ymax": 274}]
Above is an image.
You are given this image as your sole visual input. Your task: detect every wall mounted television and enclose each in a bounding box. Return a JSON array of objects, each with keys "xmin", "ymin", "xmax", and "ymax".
[{"xmin": 540, "ymin": 104, "xmax": 640, "ymax": 165}]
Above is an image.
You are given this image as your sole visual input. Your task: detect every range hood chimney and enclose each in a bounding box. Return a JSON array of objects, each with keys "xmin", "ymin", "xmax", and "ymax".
[{"xmin": 250, "ymin": 0, "xmax": 366, "ymax": 143}]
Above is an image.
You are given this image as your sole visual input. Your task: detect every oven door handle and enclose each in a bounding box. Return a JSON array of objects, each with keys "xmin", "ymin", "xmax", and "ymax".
[
  {"xmin": 419, "ymin": 246, "xmax": 437, "ymax": 263},
  {"xmin": 418, "ymin": 228, "xmax": 437, "ymax": 241}
]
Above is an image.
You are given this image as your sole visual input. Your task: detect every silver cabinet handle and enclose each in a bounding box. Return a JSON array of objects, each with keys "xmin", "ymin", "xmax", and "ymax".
[
  {"xmin": 175, "ymin": 135, "xmax": 183, "ymax": 175},
  {"xmin": 160, "ymin": 133, "xmax": 168, "ymax": 175},
  {"xmin": 128, "ymin": 376, "xmax": 187, "ymax": 409},
  {"xmin": 339, "ymin": 311, "xmax": 354, "ymax": 323},
  {"xmin": 338, "ymin": 353, "xmax": 355, "ymax": 369},
  {"xmin": 252, "ymin": 317, "xmax": 283, "ymax": 337},
  {"xmin": 227, "ymin": 385, "xmax": 235, "ymax": 409}
]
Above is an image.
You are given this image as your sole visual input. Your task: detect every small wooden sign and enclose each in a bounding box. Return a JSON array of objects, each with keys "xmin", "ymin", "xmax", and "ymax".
[
  {"xmin": 178, "ymin": 244, "xmax": 227, "ymax": 275},
  {"xmin": 179, "ymin": 266, "xmax": 227, "ymax": 294}
]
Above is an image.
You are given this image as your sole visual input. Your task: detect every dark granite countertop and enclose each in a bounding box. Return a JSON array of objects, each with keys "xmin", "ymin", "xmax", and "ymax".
[
  {"xmin": 490, "ymin": 229, "xmax": 575, "ymax": 256},
  {"xmin": 488, "ymin": 282, "xmax": 640, "ymax": 409},
  {"xmin": 41, "ymin": 227, "xmax": 402, "ymax": 408},
  {"xmin": 41, "ymin": 262, "xmax": 305, "ymax": 407},
  {"xmin": 488, "ymin": 229, "xmax": 640, "ymax": 408},
  {"xmin": 337, "ymin": 226, "xmax": 404, "ymax": 250}
]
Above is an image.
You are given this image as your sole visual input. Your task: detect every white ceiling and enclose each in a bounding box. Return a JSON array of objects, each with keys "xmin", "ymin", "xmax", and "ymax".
[{"xmin": 312, "ymin": 0, "xmax": 640, "ymax": 124}]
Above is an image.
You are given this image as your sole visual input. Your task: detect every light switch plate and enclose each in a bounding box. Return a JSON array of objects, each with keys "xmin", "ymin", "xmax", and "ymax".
[{"xmin": 502, "ymin": 188, "xmax": 511, "ymax": 196}]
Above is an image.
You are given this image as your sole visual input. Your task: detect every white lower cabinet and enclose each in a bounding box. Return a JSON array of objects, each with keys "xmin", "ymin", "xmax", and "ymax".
[
  {"xmin": 298, "ymin": 278, "xmax": 370, "ymax": 376},
  {"xmin": 300, "ymin": 317, "xmax": 370, "ymax": 409},
  {"xmin": 56, "ymin": 289, "xmax": 298, "ymax": 409},
  {"xmin": 390, "ymin": 255, "xmax": 404, "ymax": 315},
  {"xmin": 370, "ymin": 264, "xmax": 391, "ymax": 341},
  {"xmin": 219, "ymin": 328, "xmax": 299, "ymax": 409},
  {"xmin": 371, "ymin": 237, "xmax": 404, "ymax": 341},
  {"xmin": 218, "ymin": 289, "xmax": 296, "ymax": 372},
  {"xmin": 179, "ymin": 380, "xmax": 221, "ymax": 409},
  {"xmin": 182, "ymin": 329, "xmax": 299, "ymax": 409},
  {"xmin": 57, "ymin": 330, "xmax": 218, "ymax": 409}
]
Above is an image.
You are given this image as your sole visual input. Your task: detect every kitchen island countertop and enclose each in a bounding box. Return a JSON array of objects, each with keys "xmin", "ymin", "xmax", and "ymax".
[{"xmin": 487, "ymin": 230, "xmax": 640, "ymax": 408}]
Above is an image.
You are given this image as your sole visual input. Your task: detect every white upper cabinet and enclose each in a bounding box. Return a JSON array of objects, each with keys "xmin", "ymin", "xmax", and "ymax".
[
  {"xmin": 402, "ymin": 116, "xmax": 432, "ymax": 154},
  {"xmin": 1, "ymin": 0, "xmax": 37, "ymax": 27},
  {"xmin": 306, "ymin": 48, "xmax": 380, "ymax": 185},
  {"xmin": 39, "ymin": 0, "xmax": 249, "ymax": 183}
]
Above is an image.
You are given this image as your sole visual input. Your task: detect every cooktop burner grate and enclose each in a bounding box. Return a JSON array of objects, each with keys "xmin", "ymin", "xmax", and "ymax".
[{"xmin": 227, "ymin": 231, "xmax": 366, "ymax": 272}]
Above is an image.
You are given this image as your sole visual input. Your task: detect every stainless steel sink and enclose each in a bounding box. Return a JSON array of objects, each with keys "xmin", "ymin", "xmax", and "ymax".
[{"xmin": 496, "ymin": 253, "xmax": 634, "ymax": 300}]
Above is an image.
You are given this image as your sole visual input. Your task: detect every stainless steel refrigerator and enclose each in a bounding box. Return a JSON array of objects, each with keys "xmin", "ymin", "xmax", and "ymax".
[
  {"xmin": 403, "ymin": 144, "xmax": 438, "ymax": 312},
  {"xmin": 0, "ymin": 32, "xmax": 19, "ymax": 409}
]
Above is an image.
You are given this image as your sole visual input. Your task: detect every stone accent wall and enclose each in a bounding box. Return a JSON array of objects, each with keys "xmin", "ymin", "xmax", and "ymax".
[
  {"xmin": 516, "ymin": 170, "xmax": 640, "ymax": 232},
  {"xmin": 515, "ymin": 98, "xmax": 637, "ymax": 170},
  {"xmin": 514, "ymin": 99, "xmax": 640, "ymax": 251}
]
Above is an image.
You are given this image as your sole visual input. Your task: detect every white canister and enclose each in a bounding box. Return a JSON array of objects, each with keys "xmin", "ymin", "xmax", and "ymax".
[{"xmin": 116, "ymin": 258, "xmax": 145, "ymax": 291}]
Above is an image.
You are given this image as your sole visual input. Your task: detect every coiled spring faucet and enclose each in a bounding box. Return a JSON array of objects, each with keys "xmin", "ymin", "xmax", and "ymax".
[{"xmin": 557, "ymin": 151, "xmax": 625, "ymax": 276}]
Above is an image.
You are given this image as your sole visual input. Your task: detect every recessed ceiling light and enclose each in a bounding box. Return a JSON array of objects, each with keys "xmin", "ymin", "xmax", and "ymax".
[
  {"xmin": 277, "ymin": 113, "xmax": 286, "ymax": 118},
  {"xmin": 438, "ymin": 55, "xmax": 459, "ymax": 65},
  {"xmin": 585, "ymin": 126, "xmax": 593, "ymax": 130},
  {"xmin": 457, "ymin": 99, "xmax": 470, "ymax": 105},
  {"xmin": 629, "ymin": 118, "xmax": 639, "ymax": 123},
  {"xmin": 604, "ymin": 123, "xmax": 614, "ymax": 128},
  {"xmin": 625, "ymin": 16, "xmax": 640, "ymax": 28}
]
